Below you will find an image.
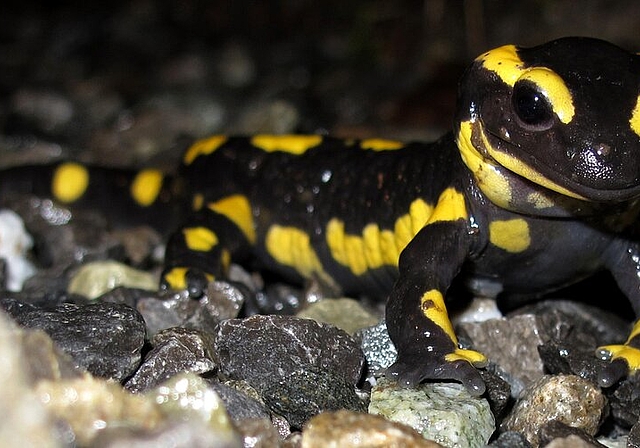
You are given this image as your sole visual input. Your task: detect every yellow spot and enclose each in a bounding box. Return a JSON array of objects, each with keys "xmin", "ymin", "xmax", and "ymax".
[
  {"xmin": 445, "ymin": 348, "xmax": 488, "ymax": 367},
  {"xmin": 265, "ymin": 225, "xmax": 325, "ymax": 279},
  {"xmin": 250, "ymin": 134, "xmax": 322, "ymax": 154},
  {"xmin": 130, "ymin": 169, "xmax": 163, "ymax": 207},
  {"xmin": 183, "ymin": 135, "xmax": 228, "ymax": 165},
  {"xmin": 519, "ymin": 68, "xmax": 575, "ymax": 124},
  {"xmin": 427, "ymin": 187, "xmax": 468, "ymax": 224},
  {"xmin": 479, "ymin": 44, "xmax": 524, "ymax": 87},
  {"xmin": 183, "ymin": 227, "xmax": 218, "ymax": 252},
  {"xmin": 221, "ymin": 249, "xmax": 231, "ymax": 272},
  {"xmin": 630, "ymin": 95, "xmax": 640, "ymax": 138},
  {"xmin": 208, "ymin": 195, "xmax": 256, "ymax": 244},
  {"xmin": 527, "ymin": 191, "xmax": 555, "ymax": 209},
  {"xmin": 163, "ymin": 267, "xmax": 189, "ymax": 289},
  {"xmin": 457, "ymin": 121, "xmax": 513, "ymax": 209},
  {"xmin": 599, "ymin": 344, "xmax": 640, "ymax": 370},
  {"xmin": 360, "ymin": 138, "xmax": 404, "ymax": 151},
  {"xmin": 192, "ymin": 193, "xmax": 204, "ymax": 211},
  {"xmin": 420, "ymin": 289, "xmax": 457, "ymax": 344},
  {"xmin": 489, "ymin": 219, "xmax": 531, "ymax": 253},
  {"xmin": 52, "ymin": 162, "xmax": 89, "ymax": 203},
  {"xmin": 325, "ymin": 199, "xmax": 433, "ymax": 275}
]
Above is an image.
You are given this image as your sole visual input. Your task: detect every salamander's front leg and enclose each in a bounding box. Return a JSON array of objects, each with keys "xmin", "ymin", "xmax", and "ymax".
[
  {"xmin": 385, "ymin": 220, "xmax": 487, "ymax": 395},
  {"xmin": 161, "ymin": 194, "xmax": 255, "ymax": 297},
  {"xmin": 597, "ymin": 240, "xmax": 640, "ymax": 386}
]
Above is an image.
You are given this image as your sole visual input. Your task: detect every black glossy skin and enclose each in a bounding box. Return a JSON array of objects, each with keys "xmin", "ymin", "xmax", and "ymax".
[{"xmin": 3, "ymin": 37, "xmax": 640, "ymax": 395}]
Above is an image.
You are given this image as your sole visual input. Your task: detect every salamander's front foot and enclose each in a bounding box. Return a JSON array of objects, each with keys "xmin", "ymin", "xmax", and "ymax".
[
  {"xmin": 596, "ymin": 344, "xmax": 640, "ymax": 387},
  {"xmin": 160, "ymin": 266, "xmax": 214, "ymax": 298},
  {"xmin": 386, "ymin": 348, "xmax": 488, "ymax": 396}
]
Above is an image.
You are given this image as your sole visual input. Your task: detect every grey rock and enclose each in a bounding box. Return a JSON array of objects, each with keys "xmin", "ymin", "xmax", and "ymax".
[
  {"xmin": 487, "ymin": 431, "xmax": 532, "ymax": 448},
  {"xmin": 604, "ymin": 374, "xmax": 640, "ymax": 428},
  {"xmin": 296, "ymin": 297, "xmax": 379, "ymax": 335},
  {"xmin": 262, "ymin": 368, "xmax": 366, "ymax": 429},
  {"xmin": 1, "ymin": 299, "xmax": 145, "ymax": 380},
  {"xmin": 356, "ymin": 320, "xmax": 397, "ymax": 378},
  {"xmin": 125, "ymin": 327, "xmax": 216, "ymax": 393},
  {"xmin": 538, "ymin": 420, "xmax": 607, "ymax": 447},
  {"xmin": 235, "ymin": 418, "xmax": 283, "ymax": 448},
  {"xmin": 629, "ymin": 421, "xmax": 640, "ymax": 448},
  {"xmin": 207, "ymin": 381, "xmax": 270, "ymax": 422}
]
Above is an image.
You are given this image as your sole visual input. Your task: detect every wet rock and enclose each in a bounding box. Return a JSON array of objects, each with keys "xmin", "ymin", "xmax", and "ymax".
[
  {"xmin": 605, "ymin": 374, "xmax": 640, "ymax": 428},
  {"xmin": 262, "ymin": 368, "xmax": 366, "ymax": 429},
  {"xmin": 0, "ymin": 209, "xmax": 36, "ymax": 291},
  {"xmin": 502, "ymin": 374, "xmax": 606, "ymax": 447},
  {"xmin": 67, "ymin": 260, "xmax": 157, "ymax": 299},
  {"xmin": 356, "ymin": 320, "xmax": 397, "ymax": 378},
  {"xmin": 125, "ymin": 327, "xmax": 216, "ymax": 393},
  {"xmin": 369, "ymin": 377, "xmax": 494, "ymax": 447},
  {"xmin": 487, "ymin": 431, "xmax": 532, "ymax": 447},
  {"xmin": 297, "ymin": 297, "xmax": 379, "ymax": 335},
  {"xmin": 2, "ymin": 299, "xmax": 145, "ymax": 380},
  {"xmin": 207, "ymin": 381, "xmax": 270, "ymax": 422},
  {"xmin": 301, "ymin": 410, "xmax": 444, "ymax": 448},
  {"xmin": 215, "ymin": 315, "xmax": 364, "ymax": 390},
  {"xmin": 537, "ymin": 342, "xmax": 605, "ymax": 385},
  {"xmin": 479, "ymin": 367, "xmax": 512, "ymax": 419},
  {"xmin": 538, "ymin": 420, "xmax": 607, "ymax": 447}
]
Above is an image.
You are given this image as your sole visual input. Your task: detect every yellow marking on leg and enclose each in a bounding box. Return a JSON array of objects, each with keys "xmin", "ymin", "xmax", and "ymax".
[
  {"xmin": 52, "ymin": 162, "xmax": 89, "ymax": 203},
  {"xmin": 360, "ymin": 138, "xmax": 404, "ymax": 151},
  {"xmin": 427, "ymin": 187, "xmax": 468, "ymax": 224},
  {"xmin": 183, "ymin": 135, "xmax": 228, "ymax": 165},
  {"xmin": 130, "ymin": 168, "xmax": 163, "ymax": 206},
  {"xmin": 183, "ymin": 227, "xmax": 218, "ymax": 252},
  {"xmin": 598, "ymin": 321, "xmax": 640, "ymax": 370},
  {"xmin": 489, "ymin": 218, "xmax": 531, "ymax": 253},
  {"xmin": 163, "ymin": 267, "xmax": 189, "ymax": 289},
  {"xmin": 630, "ymin": 94, "xmax": 640, "ymax": 138},
  {"xmin": 207, "ymin": 194, "xmax": 256, "ymax": 244},
  {"xmin": 265, "ymin": 225, "xmax": 325, "ymax": 279},
  {"xmin": 445, "ymin": 349, "xmax": 488, "ymax": 367},
  {"xmin": 420, "ymin": 289, "xmax": 457, "ymax": 344},
  {"xmin": 250, "ymin": 134, "xmax": 322, "ymax": 154}
]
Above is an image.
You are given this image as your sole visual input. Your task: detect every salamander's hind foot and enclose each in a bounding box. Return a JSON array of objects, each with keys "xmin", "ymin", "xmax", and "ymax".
[
  {"xmin": 386, "ymin": 348, "xmax": 488, "ymax": 396},
  {"xmin": 160, "ymin": 266, "xmax": 214, "ymax": 298},
  {"xmin": 596, "ymin": 344, "xmax": 640, "ymax": 387}
]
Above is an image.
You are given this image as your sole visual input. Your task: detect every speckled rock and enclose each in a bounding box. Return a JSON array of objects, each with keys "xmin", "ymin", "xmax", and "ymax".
[
  {"xmin": 628, "ymin": 421, "xmax": 640, "ymax": 448},
  {"xmin": 502, "ymin": 374, "xmax": 606, "ymax": 447},
  {"xmin": 207, "ymin": 381, "xmax": 270, "ymax": 422},
  {"xmin": 67, "ymin": 260, "xmax": 157, "ymax": 299},
  {"xmin": 538, "ymin": 420, "xmax": 607, "ymax": 447},
  {"xmin": 262, "ymin": 368, "xmax": 366, "ymax": 429},
  {"xmin": 0, "ymin": 209, "xmax": 36, "ymax": 291},
  {"xmin": 124, "ymin": 327, "xmax": 216, "ymax": 393},
  {"xmin": 487, "ymin": 431, "xmax": 532, "ymax": 447},
  {"xmin": 357, "ymin": 320, "xmax": 397, "ymax": 378},
  {"xmin": 215, "ymin": 315, "xmax": 364, "ymax": 388},
  {"xmin": 604, "ymin": 373, "xmax": 640, "ymax": 428},
  {"xmin": 1, "ymin": 299, "xmax": 145, "ymax": 380},
  {"xmin": 301, "ymin": 410, "xmax": 444, "ymax": 448},
  {"xmin": 297, "ymin": 297, "xmax": 379, "ymax": 335},
  {"xmin": 542, "ymin": 434, "xmax": 603, "ymax": 447},
  {"xmin": 369, "ymin": 377, "xmax": 494, "ymax": 447}
]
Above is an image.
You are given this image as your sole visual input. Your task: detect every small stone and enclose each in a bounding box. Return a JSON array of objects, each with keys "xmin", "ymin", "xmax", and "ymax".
[
  {"xmin": 628, "ymin": 421, "xmax": 640, "ymax": 448},
  {"xmin": 262, "ymin": 368, "xmax": 366, "ymax": 429},
  {"xmin": 502, "ymin": 375, "xmax": 606, "ymax": 447},
  {"xmin": 67, "ymin": 260, "xmax": 157, "ymax": 299},
  {"xmin": 541, "ymin": 434, "xmax": 602, "ymax": 448},
  {"xmin": 605, "ymin": 374, "xmax": 640, "ymax": 428},
  {"xmin": 369, "ymin": 378, "xmax": 494, "ymax": 447},
  {"xmin": 301, "ymin": 410, "xmax": 444, "ymax": 448},
  {"xmin": 208, "ymin": 380, "xmax": 270, "ymax": 422},
  {"xmin": 487, "ymin": 431, "xmax": 532, "ymax": 447},
  {"xmin": 124, "ymin": 327, "xmax": 216, "ymax": 393},
  {"xmin": 2, "ymin": 299, "xmax": 146, "ymax": 380},
  {"xmin": 538, "ymin": 420, "xmax": 607, "ymax": 447},
  {"xmin": 236, "ymin": 418, "xmax": 282, "ymax": 448},
  {"xmin": 297, "ymin": 297, "xmax": 379, "ymax": 335},
  {"xmin": 356, "ymin": 320, "xmax": 397, "ymax": 378},
  {"xmin": 214, "ymin": 315, "xmax": 364, "ymax": 391},
  {"xmin": 0, "ymin": 209, "xmax": 36, "ymax": 291}
]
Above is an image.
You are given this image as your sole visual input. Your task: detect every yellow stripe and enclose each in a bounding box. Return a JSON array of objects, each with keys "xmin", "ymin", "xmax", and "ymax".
[
  {"xmin": 360, "ymin": 138, "xmax": 404, "ymax": 151},
  {"xmin": 420, "ymin": 289, "xmax": 457, "ymax": 344},
  {"xmin": 265, "ymin": 225, "xmax": 325, "ymax": 278},
  {"xmin": 207, "ymin": 194, "xmax": 256, "ymax": 244},
  {"xmin": 426, "ymin": 187, "xmax": 467, "ymax": 224},
  {"xmin": 163, "ymin": 267, "xmax": 189, "ymax": 289},
  {"xmin": 630, "ymin": 95, "xmax": 640, "ymax": 138},
  {"xmin": 183, "ymin": 135, "xmax": 228, "ymax": 165},
  {"xmin": 52, "ymin": 162, "xmax": 89, "ymax": 203},
  {"xmin": 182, "ymin": 227, "xmax": 218, "ymax": 252},
  {"xmin": 130, "ymin": 169, "xmax": 163, "ymax": 207},
  {"xmin": 250, "ymin": 134, "xmax": 322, "ymax": 154}
]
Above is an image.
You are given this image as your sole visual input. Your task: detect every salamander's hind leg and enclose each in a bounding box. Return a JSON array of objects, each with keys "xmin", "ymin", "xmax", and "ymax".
[{"xmin": 161, "ymin": 194, "xmax": 256, "ymax": 298}]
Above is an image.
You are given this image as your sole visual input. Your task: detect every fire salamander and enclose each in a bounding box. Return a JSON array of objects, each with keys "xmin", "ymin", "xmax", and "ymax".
[{"xmin": 3, "ymin": 37, "xmax": 640, "ymax": 395}]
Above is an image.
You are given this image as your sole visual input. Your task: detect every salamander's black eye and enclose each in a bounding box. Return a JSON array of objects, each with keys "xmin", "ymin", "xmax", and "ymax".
[{"xmin": 512, "ymin": 81, "xmax": 555, "ymax": 130}]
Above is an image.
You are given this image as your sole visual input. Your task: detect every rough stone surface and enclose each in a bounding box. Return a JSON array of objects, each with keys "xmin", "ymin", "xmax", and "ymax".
[
  {"xmin": 487, "ymin": 431, "xmax": 532, "ymax": 447},
  {"xmin": 297, "ymin": 297, "xmax": 379, "ymax": 335},
  {"xmin": 537, "ymin": 420, "xmax": 607, "ymax": 447},
  {"xmin": 356, "ymin": 320, "xmax": 398, "ymax": 378},
  {"xmin": 207, "ymin": 381, "xmax": 270, "ymax": 422},
  {"xmin": 1, "ymin": 299, "xmax": 145, "ymax": 380},
  {"xmin": 301, "ymin": 410, "xmax": 444, "ymax": 448},
  {"xmin": 235, "ymin": 418, "xmax": 283, "ymax": 448},
  {"xmin": 262, "ymin": 368, "xmax": 366, "ymax": 429},
  {"xmin": 124, "ymin": 327, "xmax": 216, "ymax": 393},
  {"xmin": 604, "ymin": 373, "xmax": 640, "ymax": 429},
  {"xmin": 369, "ymin": 378, "xmax": 495, "ymax": 448},
  {"xmin": 214, "ymin": 315, "xmax": 364, "ymax": 389},
  {"xmin": 629, "ymin": 421, "xmax": 640, "ymax": 448},
  {"xmin": 502, "ymin": 374, "xmax": 606, "ymax": 447}
]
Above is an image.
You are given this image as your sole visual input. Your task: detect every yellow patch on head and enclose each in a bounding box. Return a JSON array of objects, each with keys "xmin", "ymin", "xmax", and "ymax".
[
  {"xmin": 130, "ymin": 169, "xmax": 163, "ymax": 207},
  {"xmin": 183, "ymin": 135, "xmax": 228, "ymax": 165},
  {"xmin": 360, "ymin": 138, "xmax": 404, "ymax": 151},
  {"xmin": 182, "ymin": 227, "xmax": 218, "ymax": 252},
  {"xmin": 630, "ymin": 95, "xmax": 640, "ymax": 138},
  {"xmin": 478, "ymin": 44, "xmax": 524, "ymax": 86},
  {"xmin": 518, "ymin": 68, "xmax": 575, "ymax": 124},
  {"xmin": 250, "ymin": 134, "xmax": 322, "ymax": 154},
  {"xmin": 208, "ymin": 194, "xmax": 256, "ymax": 244},
  {"xmin": 420, "ymin": 289, "xmax": 457, "ymax": 344},
  {"xmin": 52, "ymin": 162, "xmax": 89, "ymax": 203},
  {"xmin": 265, "ymin": 224, "xmax": 326, "ymax": 279},
  {"xmin": 489, "ymin": 218, "xmax": 531, "ymax": 253}
]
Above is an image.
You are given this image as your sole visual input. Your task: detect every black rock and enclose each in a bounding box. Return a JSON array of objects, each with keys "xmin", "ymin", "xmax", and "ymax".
[
  {"xmin": 487, "ymin": 431, "xmax": 532, "ymax": 448},
  {"xmin": 537, "ymin": 420, "xmax": 607, "ymax": 447},
  {"xmin": 0, "ymin": 298, "xmax": 145, "ymax": 380},
  {"xmin": 207, "ymin": 380, "xmax": 270, "ymax": 422},
  {"xmin": 605, "ymin": 374, "xmax": 640, "ymax": 428}
]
